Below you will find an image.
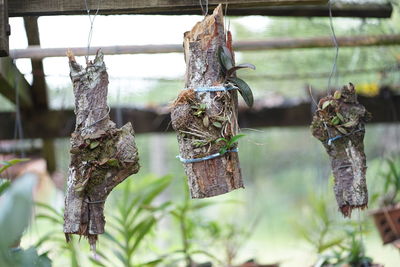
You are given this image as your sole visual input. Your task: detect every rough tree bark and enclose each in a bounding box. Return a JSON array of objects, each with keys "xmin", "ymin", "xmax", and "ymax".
[
  {"xmin": 64, "ymin": 50, "xmax": 140, "ymax": 249},
  {"xmin": 311, "ymin": 83, "xmax": 370, "ymax": 217},
  {"xmin": 171, "ymin": 4, "xmax": 243, "ymax": 199}
]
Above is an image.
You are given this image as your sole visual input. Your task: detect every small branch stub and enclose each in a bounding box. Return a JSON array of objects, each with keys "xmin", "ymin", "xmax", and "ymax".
[
  {"xmin": 63, "ymin": 50, "xmax": 140, "ymax": 249},
  {"xmin": 311, "ymin": 83, "xmax": 371, "ymax": 217},
  {"xmin": 171, "ymin": 4, "xmax": 244, "ymax": 199}
]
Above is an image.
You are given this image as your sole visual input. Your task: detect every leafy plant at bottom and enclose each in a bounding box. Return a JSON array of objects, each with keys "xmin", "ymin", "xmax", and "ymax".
[
  {"xmin": 168, "ymin": 183, "xmax": 222, "ymax": 267},
  {"xmin": 379, "ymin": 157, "xmax": 400, "ymax": 206},
  {"xmin": 0, "ymin": 174, "xmax": 51, "ymax": 267},
  {"xmin": 294, "ymin": 192, "xmax": 345, "ymax": 255},
  {"xmin": 202, "ymin": 216, "xmax": 260, "ymax": 266},
  {"xmin": 315, "ymin": 226, "xmax": 373, "ymax": 267},
  {"xmin": 91, "ymin": 175, "xmax": 173, "ymax": 267},
  {"xmin": 35, "ymin": 201, "xmax": 81, "ymax": 267},
  {"xmin": 218, "ymin": 46, "xmax": 256, "ymax": 108}
]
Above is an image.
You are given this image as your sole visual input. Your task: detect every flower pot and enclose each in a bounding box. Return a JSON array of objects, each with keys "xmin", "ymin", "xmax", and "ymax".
[{"xmin": 370, "ymin": 204, "xmax": 400, "ymax": 244}]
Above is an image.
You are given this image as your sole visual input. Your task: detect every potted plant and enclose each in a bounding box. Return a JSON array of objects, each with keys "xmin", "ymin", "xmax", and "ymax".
[{"xmin": 370, "ymin": 157, "xmax": 400, "ymax": 245}]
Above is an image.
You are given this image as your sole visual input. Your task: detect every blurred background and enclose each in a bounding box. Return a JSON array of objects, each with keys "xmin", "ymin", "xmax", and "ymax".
[{"xmin": 1, "ymin": 0, "xmax": 400, "ymax": 266}]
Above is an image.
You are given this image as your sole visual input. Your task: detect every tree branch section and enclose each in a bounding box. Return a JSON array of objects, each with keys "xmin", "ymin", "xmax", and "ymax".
[
  {"xmin": 311, "ymin": 84, "xmax": 370, "ymax": 217},
  {"xmin": 63, "ymin": 51, "xmax": 140, "ymax": 249},
  {"xmin": 171, "ymin": 5, "xmax": 243, "ymax": 198}
]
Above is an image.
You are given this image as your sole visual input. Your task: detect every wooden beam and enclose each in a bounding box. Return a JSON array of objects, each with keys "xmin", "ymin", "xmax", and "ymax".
[
  {"xmin": 23, "ymin": 16, "xmax": 56, "ymax": 173},
  {"xmin": 242, "ymin": 2, "xmax": 393, "ymax": 18},
  {"xmin": 10, "ymin": 34, "xmax": 400, "ymax": 60},
  {"xmin": 23, "ymin": 17, "xmax": 48, "ymax": 110},
  {"xmin": 0, "ymin": 94, "xmax": 398, "ymax": 140},
  {"xmin": 8, "ymin": 0, "xmax": 328, "ymax": 17},
  {"xmin": 0, "ymin": 57, "xmax": 33, "ymax": 108},
  {"xmin": 0, "ymin": 0, "xmax": 9, "ymax": 56}
]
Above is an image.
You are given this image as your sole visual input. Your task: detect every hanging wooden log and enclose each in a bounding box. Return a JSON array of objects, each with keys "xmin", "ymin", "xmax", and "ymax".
[
  {"xmin": 311, "ymin": 83, "xmax": 371, "ymax": 217},
  {"xmin": 63, "ymin": 50, "xmax": 140, "ymax": 249},
  {"xmin": 171, "ymin": 4, "xmax": 244, "ymax": 198}
]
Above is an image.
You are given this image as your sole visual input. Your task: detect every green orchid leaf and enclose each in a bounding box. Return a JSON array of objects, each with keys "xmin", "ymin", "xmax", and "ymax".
[
  {"xmin": 212, "ymin": 121, "xmax": 222, "ymax": 128},
  {"xmin": 228, "ymin": 77, "xmax": 254, "ymax": 107},
  {"xmin": 218, "ymin": 46, "xmax": 234, "ymax": 72},
  {"xmin": 227, "ymin": 63, "xmax": 256, "ymax": 77},
  {"xmin": 336, "ymin": 112, "xmax": 345, "ymax": 122},
  {"xmin": 0, "ymin": 158, "xmax": 30, "ymax": 174},
  {"xmin": 227, "ymin": 134, "xmax": 246, "ymax": 148},
  {"xmin": 331, "ymin": 116, "xmax": 340, "ymax": 125},
  {"xmin": 322, "ymin": 100, "xmax": 332, "ymax": 110},
  {"xmin": 90, "ymin": 141, "xmax": 100, "ymax": 150},
  {"xmin": 341, "ymin": 119, "xmax": 358, "ymax": 128}
]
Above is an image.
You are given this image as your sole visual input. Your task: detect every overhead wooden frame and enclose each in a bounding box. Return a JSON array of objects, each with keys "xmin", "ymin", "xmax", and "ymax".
[
  {"xmin": 9, "ymin": 34, "xmax": 400, "ymax": 60},
  {"xmin": 0, "ymin": 93, "xmax": 398, "ymax": 140},
  {"xmin": 8, "ymin": 0, "xmax": 328, "ymax": 17},
  {"xmin": 0, "ymin": 0, "xmax": 9, "ymax": 56},
  {"xmin": 0, "ymin": 57, "xmax": 33, "ymax": 109}
]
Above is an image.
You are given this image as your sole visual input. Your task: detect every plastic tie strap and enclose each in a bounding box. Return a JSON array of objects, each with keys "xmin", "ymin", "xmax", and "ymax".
[
  {"xmin": 177, "ymin": 148, "xmax": 238, "ymax": 164},
  {"xmin": 190, "ymin": 84, "xmax": 238, "ymax": 93},
  {"xmin": 327, "ymin": 128, "xmax": 364, "ymax": 146}
]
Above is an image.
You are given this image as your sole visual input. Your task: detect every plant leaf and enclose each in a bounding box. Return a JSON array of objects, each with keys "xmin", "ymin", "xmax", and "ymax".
[
  {"xmin": 90, "ymin": 141, "xmax": 100, "ymax": 149},
  {"xmin": 228, "ymin": 77, "xmax": 254, "ymax": 107},
  {"xmin": 212, "ymin": 121, "xmax": 222, "ymax": 128},
  {"xmin": 218, "ymin": 46, "xmax": 234, "ymax": 72},
  {"xmin": 0, "ymin": 174, "xmax": 36, "ymax": 249},
  {"xmin": 227, "ymin": 134, "xmax": 246, "ymax": 148},
  {"xmin": 0, "ymin": 179, "xmax": 11, "ymax": 196},
  {"xmin": 227, "ymin": 63, "xmax": 256, "ymax": 77},
  {"xmin": 322, "ymin": 100, "xmax": 331, "ymax": 110},
  {"xmin": 0, "ymin": 158, "xmax": 30, "ymax": 174}
]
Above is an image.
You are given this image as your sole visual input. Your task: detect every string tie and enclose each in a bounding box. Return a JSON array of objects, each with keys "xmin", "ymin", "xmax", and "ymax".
[{"xmin": 177, "ymin": 148, "xmax": 238, "ymax": 164}]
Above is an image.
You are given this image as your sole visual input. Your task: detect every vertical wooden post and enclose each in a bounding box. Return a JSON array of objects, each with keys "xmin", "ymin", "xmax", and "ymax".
[
  {"xmin": 0, "ymin": 0, "xmax": 9, "ymax": 56},
  {"xmin": 171, "ymin": 4, "xmax": 243, "ymax": 199}
]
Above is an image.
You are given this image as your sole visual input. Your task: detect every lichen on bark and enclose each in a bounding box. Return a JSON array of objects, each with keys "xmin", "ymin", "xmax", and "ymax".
[
  {"xmin": 311, "ymin": 83, "xmax": 371, "ymax": 217},
  {"xmin": 64, "ymin": 50, "xmax": 140, "ymax": 249},
  {"xmin": 171, "ymin": 4, "xmax": 243, "ymax": 199}
]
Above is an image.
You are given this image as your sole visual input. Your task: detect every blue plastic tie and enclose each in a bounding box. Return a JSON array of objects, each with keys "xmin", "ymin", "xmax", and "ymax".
[
  {"xmin": 177, "ymin": 148, "xmax": 238, "ymax": 164},
  {"xmin": 327, "ymin": 135, "xmax": 342, "ymax": 146},
  {"xmin": 327, "ymin": 128, "xmax": 364, "ymax": 146},
  {"xmin": 190, "ymin": 85, "xmax": 238, "ymax": 93}
]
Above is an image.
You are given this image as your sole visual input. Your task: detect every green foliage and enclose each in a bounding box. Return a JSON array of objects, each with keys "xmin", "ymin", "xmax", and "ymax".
[
  {"xmin": 169, "ymin": 183, "xmax": 221, "ymax": 266},
  {"xmin": 315, "ymin": 227, "xmax": 373, "ymax": 267},
  {"xmin": 201, "ymin": 217, "xmax": 259, "ymax": 266},
  {"xmin": 295, "ymin": 188, "xmax": 375, "ymax": 266},
  {"xmin": 379, "ymin": 157, "xmax": 400, "ymax": 206},
  {"xmin": 216, "ymin": 134, "xmax": 246, "ymax": 155},
  {"xmin": 0, "ymin": 158, "xmax": 30, "ymax": 175},
  {"xmin": 218, "ymin": 46, "xmax": 255, "ymax": 107},
  {"xmin": 0, "ymin": 174, "xmax": 51, "ymax": 267},
  {"xmin": 0, "ymin": 179, "xmax": 11, "ymax": 195},
  {"xmin": 92, "ymin": 175, "xmax": 172, "ymax": 267},
  {"xmin": 294, "ymin": 192, "xmax": 344, "ymax": 254}
]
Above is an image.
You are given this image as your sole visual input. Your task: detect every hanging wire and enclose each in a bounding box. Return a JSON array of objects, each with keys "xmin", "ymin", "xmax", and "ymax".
[
  {"xmin": 83, "ymin": 0, "xmax": 101, "ymax": 63},
  {"xmin": 199, "ymin": 0, "xmax": 209, "ymax": 16},
  {"xmin": 224, "ymin": 1, "xmax": 231, "ymax": 36},
  {"xmin": 327, "ymin": 0, "xmax": 339, "ymax": 94}
]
